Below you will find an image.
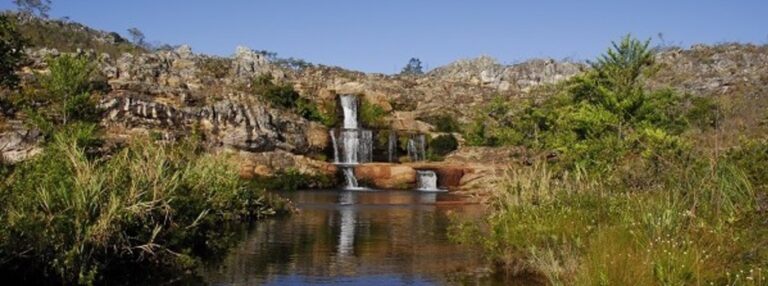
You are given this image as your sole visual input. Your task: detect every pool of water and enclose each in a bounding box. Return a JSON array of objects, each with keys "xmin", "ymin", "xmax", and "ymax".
[{"xmin": 202, "ymin": 190, "xmax": 501, "ymax": 285}]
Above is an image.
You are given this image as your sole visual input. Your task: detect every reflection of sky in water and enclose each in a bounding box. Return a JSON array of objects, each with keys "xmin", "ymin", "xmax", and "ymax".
[{"xmin": 203, "ymin": 190, "xmax": 488, "ymax": 286}]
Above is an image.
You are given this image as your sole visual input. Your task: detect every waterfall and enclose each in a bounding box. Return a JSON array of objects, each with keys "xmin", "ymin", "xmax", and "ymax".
[
  {"xmin": 333, "ymin": 94, "xmax": 372, "ymax": 190},
  {"xmin": 340, "ymin": 130, "xmax": 359, "ymax": 164},
  {"xmin": 330, "ymin": 130, "xmax": 339, "ymax": 163},
  {"xmin": 408, "ymin": 134, "xmax": 426, "ymax": 162},
  {"xmin": 361, "ymin": 130, "xmax": 373, "ymax": 163},
  {"xmin": 388, "ymin": 130, "xmax": 396, "ymax": 162},
  {"xmin": 340, "ymin": 95, "xmax": 358, "ymax": 129},
  {"xmin": 343, "ymin": 168, "xmax": 360, "ymax": 189},
  {"xmin": 417, "ymin": 170, "xmax": 443, "ymax": 192}
]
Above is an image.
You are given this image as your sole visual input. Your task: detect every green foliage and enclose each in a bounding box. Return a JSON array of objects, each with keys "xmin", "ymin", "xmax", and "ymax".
[
  {"xmin": 463, "ymin": 36, "xmax": 699, "ymax": 173},
  {"xmin": 296, "ymin": 98, "xmax": 337, "ymax": 127},
  {"xmin": 422, "ymin": 114, "xmax": 460, "ymax": 133},
  {"xmin": 251, "ymin": 74, "xmax": 299, "ymax": 109},
  {"xmin": 0, "ymin": 124, "xmax": 286, "ymax": 284},
  {"xmin": 249, "ymin": 74, "xmax": 337, "ymax": 126},
  {"xmin": 39, "ymin": 54, "xmax": 99, "ymax": 124},
  {"xmin": 0, "ymin": 14, "xmax": 25, "ymax": 89},
  {"xmin": 727, "ymin": 137, "xmax": 768, "ymax": 194},
  {"xmin": 453, "ymin": 157, "xmax": 764, "ymax": 285},
  {"xmin": 359, "ymin": 98, "xmax": 387, "ymax": 128},
  {"xmin": 428, "ymin": 134, "xmax": 458, "ymax": 160}
]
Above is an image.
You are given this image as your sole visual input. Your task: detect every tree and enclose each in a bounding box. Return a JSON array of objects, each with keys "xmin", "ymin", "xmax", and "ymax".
[
  {"xmin": 0, "ymin": 15, "xmax": 26, "ymax": 89},
  {"xmin": 13, "ymin": 0, "xmax": 52, "ymax": 18},
  {"xmin": 40, "ymin": 54, "xmax": 95, "ymax": 124},
  {"xmin": 127, "ymin": 27, "xmax": 146, "ymax": 48},
  {"xmin": 400, "ymin": 57, "xmax": 424, "ymax": 75}
]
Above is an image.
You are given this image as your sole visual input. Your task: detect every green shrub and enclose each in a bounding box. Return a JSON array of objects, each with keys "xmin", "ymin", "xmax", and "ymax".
[
  {"xmin": 251, "ymin": 74, "xmax": 299, "ymax": 109},
  {"xmin": 422, "ymin": 114, "xmax": 460, "ymax": 133},
  {"xmin": 39, "ymin": 54, "xmax": 99, "ymax": 125},
  {"xmin": 0, "ymin": 125, "xmax": 285, "ymax": 284},
  {"xmin": 0, "ymin": 14, "xmax": 26, "ymax": 89},
  {"xmin": 296, "ymin": 98, "xmax": 337, "ymax": 127},
  {"xmin": 428, "ymin": 134, "xmax": 458, "ymax": 160},
  {"xmin": 727, "ymin": 137, "xmax": 768, "ymax": 194},
  {"xmin": 359, "ymin": 98, "xmax": 387, "ymax": 128}
]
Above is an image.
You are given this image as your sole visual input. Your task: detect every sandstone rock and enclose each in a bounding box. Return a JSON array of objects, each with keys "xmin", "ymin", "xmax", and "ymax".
[
  {"xmin": 238, "ymin": 150, "xmax": 337, "ymax": 178},
  {"xmin": 232, "ymin": 46, "xmax": 272, "ymax": 79},
  {"xmin": 305, "ymin": 123, "xmax": 330, "ymax": 151},
  {"xmin": 0, "ymin": 122, "xmax": 43, "ymax": 163},
  {"xmin": 354, "ymin": 163, "xmax": 417, "ymax": 189}
]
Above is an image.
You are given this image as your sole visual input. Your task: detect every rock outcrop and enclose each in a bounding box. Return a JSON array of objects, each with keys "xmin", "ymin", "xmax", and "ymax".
[{"xmin": 0, "ymin": 121, "xmax": 43, "ymax": 163}]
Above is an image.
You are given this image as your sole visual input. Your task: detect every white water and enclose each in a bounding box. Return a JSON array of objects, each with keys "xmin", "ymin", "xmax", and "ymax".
[
  {"xmin": 341, "ymin": 95, "xmax": 358, "ymax": 129},
  {"xmin": 407, "ymin": 134, "xmax": 426, "ymax": 162},
  {"xmin": 388, "ymin": 130, "xmax": 397, "ymax": 162},
  {"xmin": 340, "ymin": 130, "xmax": 360, "ymax": 164},
  {"xmin": 417, "ymin": 170, "xmax": 443, "ymax": 192},
  {"xmin": 361, "ymin": 130, "xmax": 373, "ymax": 163},
  {"xmin": 330, "ymin": 130, "xmax": 339, "ymax": 163},
  {"xmin": 342, "ymin": 168, "xmax": 360, "ymax": 189},
  {"xmin": 332, "ymin": 95, "xmax": 373, "ymax": 190}
]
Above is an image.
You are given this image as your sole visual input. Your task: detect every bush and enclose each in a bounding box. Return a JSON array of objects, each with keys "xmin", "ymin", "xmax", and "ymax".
[
  {"xmin": 40, "ymin": 54, "xmax": 98, "ymax": 124},
  {"xmin": 251, "ymin": 74, "xmax": 299, "ymax": 109},
  {"xmin": 422, "ymin": 114, "xmax": 460, "ymax": 133},
  {"xmin": 359, "ymin": 98, "xmax": 387, "ymax": 128},
  {"xmin": 428, "ymin": 134, "xmax": 458, "ymax": 160},
  {"xmin": 0, "ymin": 125, "xmax": 286, "ymax": 284},
  {"xmin": 453, "ymin": 158, "xmax": 764, "ymax": 285},
  {"xmin": 0, "ymin": 14, "xmax": 25, "ymax": 89}
]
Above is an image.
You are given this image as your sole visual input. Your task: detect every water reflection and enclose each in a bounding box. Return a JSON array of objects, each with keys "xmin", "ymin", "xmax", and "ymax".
[{"xmin": 203, "ymin": 190, "xmax": 491, "ymax": 285}]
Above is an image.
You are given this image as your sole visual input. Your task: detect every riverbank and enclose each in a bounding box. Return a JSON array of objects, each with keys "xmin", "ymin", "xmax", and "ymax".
[{"xmin": 0, "ymin": 124, "xmax": 292, "ymax": 285}]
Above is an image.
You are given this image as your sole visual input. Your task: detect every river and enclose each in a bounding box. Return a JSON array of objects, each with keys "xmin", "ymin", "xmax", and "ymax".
[{"xmin": 201, "ymin": 190, "xmax": 505, "ymax": 285}]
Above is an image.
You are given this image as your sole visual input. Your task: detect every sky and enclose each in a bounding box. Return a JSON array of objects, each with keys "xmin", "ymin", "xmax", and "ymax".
[{"xmin": 1, "ymin": 0, "xmax": 766, "ymax": 74}]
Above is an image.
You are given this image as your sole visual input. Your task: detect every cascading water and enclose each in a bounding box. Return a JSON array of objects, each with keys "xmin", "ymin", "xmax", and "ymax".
[
  {"xmin": 330, "ymin": 94, "xmax": 373, "ymax": 190},
  {"xmin": 417, "ymin": 170, "xmax": 444, "ymax": 192},
  {"xmin": 342, "ymin": 168, "xmax": 360, "ymax": 190},
  {"xmin": 341, "ymin": 95, "xmax": 359, "ymax": 129},
  {"xmin": 408, "ymin": 134, "xmax": 426, "ymax": 162},
  {"xmin": 388, "ymin": 130, "xmax": 397, "ymax": 162},
  {"xmin": 329, "ymin": 130, "xmax": 339, "ymax": 163}
]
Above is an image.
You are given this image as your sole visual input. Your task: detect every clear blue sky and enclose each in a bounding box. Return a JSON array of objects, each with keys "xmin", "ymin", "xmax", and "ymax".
[{"xmin": 1, "ymin": 0, "xmax": 766, "ymax": 73}]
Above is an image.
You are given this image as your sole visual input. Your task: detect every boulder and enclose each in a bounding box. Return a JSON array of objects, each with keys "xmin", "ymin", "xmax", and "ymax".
[
  {"xmin": 0, "ymin": 122, "xmax": 43, "ymax": 163},
  {"xmin": 354, "ymin": 163, "xmax": 417, "ymax": 189}
]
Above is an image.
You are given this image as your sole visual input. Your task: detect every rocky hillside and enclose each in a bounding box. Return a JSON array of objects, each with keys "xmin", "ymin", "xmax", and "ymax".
[{"xmin": 2, "ymin": 14, "xmax": 768, "ymax": 190}]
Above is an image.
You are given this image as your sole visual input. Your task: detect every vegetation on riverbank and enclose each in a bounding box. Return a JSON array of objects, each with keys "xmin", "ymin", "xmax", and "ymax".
[
  {"xmin": 0, "ymin": 19, "xmax": 292, "ymax": 284},
  {"xmin": 0, "ymin": 124, "xmax": 290, "ymax": 285},
  {"xmin": 453, "ymin": 36, "xmax": 768, "ymax": 285}
]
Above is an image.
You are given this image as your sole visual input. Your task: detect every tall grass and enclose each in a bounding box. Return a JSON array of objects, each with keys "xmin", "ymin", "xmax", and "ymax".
[
  {"xmin": 453, "ymin": 158, "xmax": 767, "ymax": 285},
  {"xmin": 0, "ymin": 124, "xmax": 286, "ymax": 285}
]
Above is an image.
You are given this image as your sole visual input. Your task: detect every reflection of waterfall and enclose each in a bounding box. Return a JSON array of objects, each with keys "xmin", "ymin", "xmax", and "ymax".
[
  {"xmin": 388, "ymin": 130, "xmax": 397, "ymax": 162},
  {"xmin": 338, "ymin": 205, "xmax": 356, "ymax": 256},
  {"xmin": 332, "ymin": 94, "xmax": 373, "ymax": 190},
  {"xmin": 417, "ymin": 170, "xmax": 444, "ymax": 192},
  {"xmin": 408, "ymin": 134, "xmax": 426, "ymax": 162}
]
